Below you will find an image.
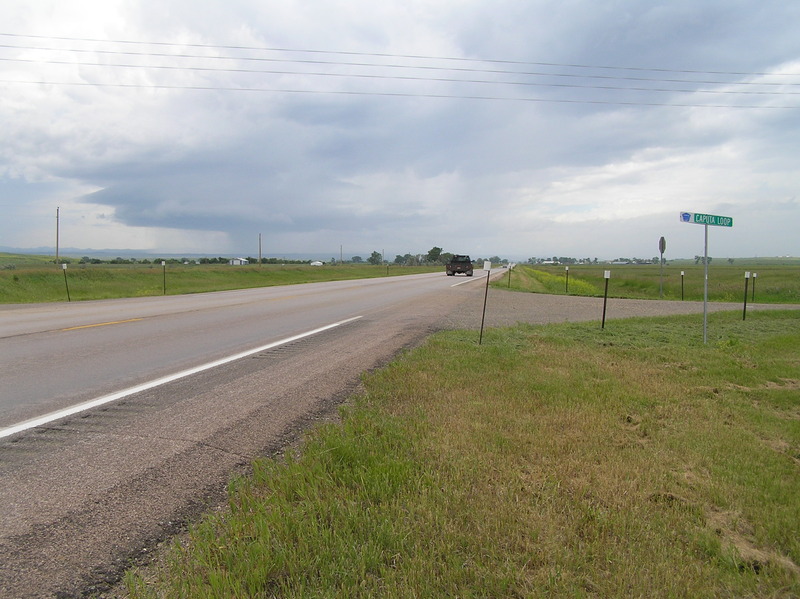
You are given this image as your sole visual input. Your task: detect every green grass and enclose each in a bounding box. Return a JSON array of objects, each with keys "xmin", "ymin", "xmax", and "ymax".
[
  {"xmin": 0, "ymin": 252, "xmax": 57, "ymax": 267},
  {"xmin": 3, "ymin": 254, "xmax": 797, "ymax": 305},
  {"xmin": 499, "ymin": 264, "xmax": 800, "ymax": 303},
  {"xmin": 0, "ymin": 263, "xmax": 439, "ymax": 303},
  {"xmin": 126, "ymin": 309, "xmax": 800, "ymax": 598}
]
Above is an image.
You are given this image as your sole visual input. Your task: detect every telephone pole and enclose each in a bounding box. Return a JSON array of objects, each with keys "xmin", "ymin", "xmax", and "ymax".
[{"xmin": 55, "ymin": 207, "xmax": 60, "ymax": 264}]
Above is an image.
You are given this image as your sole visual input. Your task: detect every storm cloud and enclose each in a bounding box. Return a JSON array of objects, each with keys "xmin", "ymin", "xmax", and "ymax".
[{"xmin": 1, "ymin": 0, "xmax": 798, "ymax": 260}]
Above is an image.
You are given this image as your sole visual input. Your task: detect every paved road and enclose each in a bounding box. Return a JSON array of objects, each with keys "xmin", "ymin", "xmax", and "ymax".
[
  {"xmin": 1, "ymin": 275, "xmax": 796, "ymax": 597},
  {"xmin": 0, "ymin": 273, "xmax": 471, "ymax": 428}
]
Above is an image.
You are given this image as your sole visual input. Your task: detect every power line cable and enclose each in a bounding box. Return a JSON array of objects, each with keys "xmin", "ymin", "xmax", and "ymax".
[
  {"xmin": 1, "ymin": 41, "xmax": 797, "ymax": 89},
  {"xmin": 1, "ymin": 32, "xmax": 797, "ymax": 107},
  {"xmin": 0, "ymin": 77, "xmax": 794, "ymax": 109},
  {"xmin": 1, "ymin": 31, "xmax": 798, "ymax": 79},
  {"xmin": 2, "ymin": 54, "xmax": 798, "ymax": 97}
]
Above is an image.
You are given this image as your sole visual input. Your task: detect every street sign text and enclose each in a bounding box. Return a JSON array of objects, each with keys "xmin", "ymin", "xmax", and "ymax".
[{"xmin": 680, "ymin": 212, "xmax": 733, "ymax": 227}]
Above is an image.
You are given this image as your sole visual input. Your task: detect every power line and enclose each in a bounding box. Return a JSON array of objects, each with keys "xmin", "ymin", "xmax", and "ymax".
[
  {"xmin": 2, "ymin": 55, "xmax": 798, "ymax": 97},
  {"xmin": 1, "ymin": 41, "xmax": 798, "ymax": 89},
  {"xmin": 1, "ymin": 31, "xmax": 797, "ymax": 108},
  {"xmin": 0, "ymin": 77, "xmax": 794, "ymax": 109},
  {"xmin": 1, "ymin": 31, "xmax": 798, "ymax": 79}
]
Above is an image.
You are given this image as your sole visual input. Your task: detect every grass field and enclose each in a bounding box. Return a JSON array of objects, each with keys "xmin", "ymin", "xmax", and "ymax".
[
  {"xmin": 125, "ymin": 310, "xmax": 800, "ymax": 598},
  {"xmin": 497, "ymin": 263, "xmax": 800, "ymax": 304},
  {"xmin": 0, "ymin": 259, "xmax": 439, "ymax": 304},
  {"xmin": 2, "ymin": 254, "xmax": 799, "ymax": 305}
]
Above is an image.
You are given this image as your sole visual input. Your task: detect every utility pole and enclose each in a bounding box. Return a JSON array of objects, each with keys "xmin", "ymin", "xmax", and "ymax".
[
  {"xmin": 55, "ymin": 207, "xmax": 60, "ymax": 264},
  {"xmin": 658, "ymin": 236, "xmax": 666, "ymax": 299},
  {"xmin": 258, "ymin": 233, "xmax": 262, "ymax": 267}
]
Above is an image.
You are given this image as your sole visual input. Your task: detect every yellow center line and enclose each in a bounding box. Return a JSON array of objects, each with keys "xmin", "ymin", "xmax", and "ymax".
[{"xmin": 62, "ymin": 318, "xmax": 144, "ymax": 331}]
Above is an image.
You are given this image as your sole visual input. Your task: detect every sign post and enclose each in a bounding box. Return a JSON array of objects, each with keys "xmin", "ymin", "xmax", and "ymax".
[
  {"xmin": 680, "ymin": 270, "xmax": 685, "ymax": 301},
  {"xmin": 743, "ymin": 272, "xmax": 750, "ymax": 321},
  {"xmin": 62, "ymin": 263, "xmax": 71, "ymax": 302},
  {"xmin": 565, "ymin": 266, "xmax": 569, "ymax": 294},
  {"xmin": 658, "ymin": 236, "xmax": 666, "ymax": 299},
  {"xmin": 479, "ymin": 262, "xmax": 491, "ymax": 345},
  {"xmin": 601, "ymin": 270, "xmax": 611, "ymax": 329},
  {"xmin": 680, "ymin": 212, "xmax": 733, "ymax": 343}
]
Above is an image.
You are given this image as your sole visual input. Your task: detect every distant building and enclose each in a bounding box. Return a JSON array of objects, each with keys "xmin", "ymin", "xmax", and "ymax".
[
  {"xmin": 228, "ymin": 258, "xmax": 249, "ymax": 265},
  {"xmin": 310, "ymin": 261, "xmax": 324, "ymax": 266}
]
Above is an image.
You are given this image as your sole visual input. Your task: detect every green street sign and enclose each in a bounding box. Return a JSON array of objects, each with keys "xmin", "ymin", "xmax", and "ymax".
[{"xmin": 680, "ymin": 212, "xmax": 733, "ymax": 227}]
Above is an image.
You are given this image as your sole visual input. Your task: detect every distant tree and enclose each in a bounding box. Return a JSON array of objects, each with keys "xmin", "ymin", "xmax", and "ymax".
[
  {"xmin": 394, "ymin": 255, "xmax": 405, "ymax": 265},
  {"xmin": 426, "ymin": 247, "xmax": 443, "ymax": 263},
  {"xmin": 351, "ymin": 256, "xmax": 363, "ymax": 263},
  {"xmin": 440, "ymin": 252, "xmax": 454, "ymax": 265},
  {"xmin": 368, "ymin": 251, "xmax": 383, "ymax": 265},
  {"xmin": 728, "ymin": 258, "xmax": 735, "ymax": 264},
  {"xmin": 489, "ymin": 256, "xmax": 502, "ymax": 264}
]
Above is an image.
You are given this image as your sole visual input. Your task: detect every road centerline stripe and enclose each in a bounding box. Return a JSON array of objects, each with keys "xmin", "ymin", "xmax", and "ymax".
[
  {"xmin": 1, "ymin": 315, "xmax": 363, "ymax": 440},
  {"xmin": 62, "ymin": 318, "xmax": 144, "ymax": 331}
]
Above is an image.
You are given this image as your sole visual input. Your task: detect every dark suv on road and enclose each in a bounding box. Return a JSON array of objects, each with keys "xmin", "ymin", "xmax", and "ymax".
[{"xmin": 446, "ymin": 255, "xmax": 474, "ymax": 276}]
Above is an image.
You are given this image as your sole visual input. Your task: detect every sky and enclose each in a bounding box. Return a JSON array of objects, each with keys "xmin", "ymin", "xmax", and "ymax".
[{"xmin": 1, "ymin": 0, "xmax": 798, "ymax": 261}]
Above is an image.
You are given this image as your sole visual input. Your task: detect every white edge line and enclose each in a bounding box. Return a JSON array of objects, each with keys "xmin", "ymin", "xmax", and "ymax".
[
  {"xmin": 0, "ymin": 316, "xmax": 363, "ymax": 440},
  {"xmin": 451, "ymin": 276, "xmax": 484, "ymax": 287}
]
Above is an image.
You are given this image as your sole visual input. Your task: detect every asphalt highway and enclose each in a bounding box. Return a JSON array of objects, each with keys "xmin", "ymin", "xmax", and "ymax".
[{"xmin": 0, "ymin": 272, "xmax": 477, "ymax": 429}]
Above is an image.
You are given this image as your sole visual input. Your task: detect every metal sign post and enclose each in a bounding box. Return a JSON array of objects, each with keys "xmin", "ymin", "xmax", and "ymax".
[
  {"xmin": 62, "ymin": 263, "xmax": 71, "ymax": 302},
  {"xmin": 658, "ymin": 236, "xmax": 666, "ymax": 298},
  {"xmin": 681, "ymin": 270, "xmax": 685, "ymax": 301},
  {"xmin": 680, "ymin": 212, "xmax": 734, "ymax": 343},
  {"xmin": 601, "ymin": 270, "xmax": 611, "ymax": 329},
  {"xmin": 704, "ymin": 223, "xmax": 709, "ymax": 342},
  {"xmin": 479, "ymin": 262, "xmax": 491, "ymax": 345},
  {"xmin": 565, "ymin": 266, "xmax": 569, "ymax": 294},
  {"xmin": 743, "ymin": 272, "xmax": 750, "ymax": 321}
]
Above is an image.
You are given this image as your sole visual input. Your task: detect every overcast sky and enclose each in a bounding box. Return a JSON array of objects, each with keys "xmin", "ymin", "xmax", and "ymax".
[{"xmin": 1, "ymin": 1, "xmax": 798, "ymax": 261}]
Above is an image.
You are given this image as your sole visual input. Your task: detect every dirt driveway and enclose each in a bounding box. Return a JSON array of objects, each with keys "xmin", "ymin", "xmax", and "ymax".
[{"xmin": 443, "ymin": 286, "xmax": 799, "ymax": 330}]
